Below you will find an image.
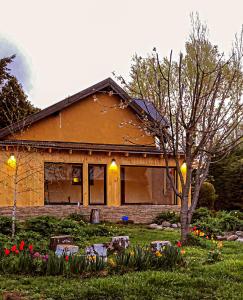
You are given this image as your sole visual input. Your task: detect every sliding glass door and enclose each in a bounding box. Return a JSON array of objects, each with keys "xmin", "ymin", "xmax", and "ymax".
[{"xmin": 121, "ymin": 166, "xmax": 177, "ymax": 205}]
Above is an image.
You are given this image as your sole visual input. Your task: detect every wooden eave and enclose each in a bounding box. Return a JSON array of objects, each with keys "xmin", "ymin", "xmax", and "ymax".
[{"xmin": 0, "ymin": 139, "xmax": 164, "ymax": 155}]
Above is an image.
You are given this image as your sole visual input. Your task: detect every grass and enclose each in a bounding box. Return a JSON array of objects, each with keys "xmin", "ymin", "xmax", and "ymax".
[{"xmin": 0, "ymin": 225, "xmax": 243, "ymax": 300}]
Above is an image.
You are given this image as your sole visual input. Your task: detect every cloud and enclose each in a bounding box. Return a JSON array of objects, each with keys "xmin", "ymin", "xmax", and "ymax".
[{"xmin": 0, "ymin": 38, "xmax": 32, "ymax": 93}]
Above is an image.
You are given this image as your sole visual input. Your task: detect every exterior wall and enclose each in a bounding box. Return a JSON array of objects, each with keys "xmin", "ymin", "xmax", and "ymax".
[
  {"xmin": 0, "ymin": 205, "xmax": 180, "ymax": 224},
  {"xmin": 10, "ymin": 94, "xmax": 154, "ymax": 146},
  {"xmin": 0, "ymin": 148, "xmax": 180, "ymax": 207}
]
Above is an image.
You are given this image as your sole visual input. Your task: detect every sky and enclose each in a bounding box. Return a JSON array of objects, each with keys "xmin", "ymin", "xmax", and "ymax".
[{"xmin": 0, "ymin": 0, "xmax": 243, "ymax": 109}]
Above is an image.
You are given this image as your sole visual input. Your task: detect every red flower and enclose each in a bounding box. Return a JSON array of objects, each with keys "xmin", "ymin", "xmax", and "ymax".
[
  {"xmin": 11, "ymin": 245, "xmax": 17, "ymax": 252},
  {"xmin": 193, "ymin": 226, "xmax": 197, "ymax": 231},
  {"xmin": 177, "ymin": 241, "xmax": 182, "ymax": 248},
  {"xmin": 4, "ymin": 249, "xmax": 10, "ymax": 256},
  {"xmin": 29, "ymin": 244, "xmax": 33, "ymax": 252},
  {"xmin": 15, "ymin": 250, "xmax": 19, "ymax": 254},
  {"xmin": 65, "ymin": 255, "xmax": 69, "ymax": 262},
  {"xmin": 19, "ymin": 240, "xmax": 25, "ymax": 251}
]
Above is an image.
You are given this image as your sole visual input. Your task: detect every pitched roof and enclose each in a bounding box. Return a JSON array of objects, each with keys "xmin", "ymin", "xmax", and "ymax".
[
  {"xmin": 0, "ymin": 77, "xmax": 167, "ymax": 139},
  {"xmin": 132, "ymin": 98, "xmax": 168, "ymax": 126}
]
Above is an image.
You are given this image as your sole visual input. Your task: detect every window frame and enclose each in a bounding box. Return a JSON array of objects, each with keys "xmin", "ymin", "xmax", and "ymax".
[
  {"xmin": 88, "ymin": 164, "xmax": 107, "ymax": 205},
  {"xmin": 44, "ymin": 162, "xmax": 83, "ymax": 205},
  {"xmin": 120, "ymin": 165, "xmax": 178, "ymax": 205}
]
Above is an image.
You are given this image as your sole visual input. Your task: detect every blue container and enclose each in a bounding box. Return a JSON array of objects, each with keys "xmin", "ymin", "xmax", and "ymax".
[{"xmin": 122, "ymin": 216, "xmax": 129, "ymax": 222}]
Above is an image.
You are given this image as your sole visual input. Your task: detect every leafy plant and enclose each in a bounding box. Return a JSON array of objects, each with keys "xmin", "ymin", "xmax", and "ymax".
[
  {"xmin": 154, "ymin": 211, "xmax": 180, "ymax": 224},
  {"xmin": 25, "ymin": 216, "xmax": 59, "ymax": 236},
  {"xmin": 191, "ymin": 207, "xmax": 213, "ymax": 223},
  {"xmin": 67, "ymin": 213, "xmax": 87, "ymax": 224},
  {"xmin": 215, "ymin": 211, "xmax": 243, "ymax": 231},
  {"xmin": 56, "ymin": 219, "xmax": 82, "ymax": 235},
  {"xmin": 0, "ymin": 216, "xmax": 19, "ymax": 235}
]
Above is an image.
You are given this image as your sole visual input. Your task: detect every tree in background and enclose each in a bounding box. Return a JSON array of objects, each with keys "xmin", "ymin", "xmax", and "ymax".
[
  {"xmin": 0, "ymin": 54, "xmax": 41, "ymax": 236},
  {"xmin": 209, "ymin": 145, "xmax": 243, "ymax": 211},
  {"xmin": 0, "ymin": 55, "xmax": 39, "ymax": 129},
  {"xmin": 115, "ymin": 15, "xmax": 243, "ymax": 243}
]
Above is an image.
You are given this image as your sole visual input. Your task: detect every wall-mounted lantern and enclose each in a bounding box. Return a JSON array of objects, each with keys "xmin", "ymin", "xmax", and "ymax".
[
  {"xmin": 7, "ymin": 154, "xmax": 17, "ymax": 169},
  {"xmin": 109, "ymin": 158, "xmax": 118, "ymax": 171},
  {"xmin": 180, "ymin": 162, "xmax": 187, "ymax": 174}
]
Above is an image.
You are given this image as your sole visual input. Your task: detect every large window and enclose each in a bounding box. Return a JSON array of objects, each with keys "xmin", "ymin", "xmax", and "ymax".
[
  {"xmin": 88, "ymin": 164, "xmax": 106, "ymax": 205},
  {"xmin": 121, "ymin": 166, "xmax": 177, "ymax": 205},
  {"xmin": 44, "ymin": 163, "xmax": 83, "ymax": 205}
]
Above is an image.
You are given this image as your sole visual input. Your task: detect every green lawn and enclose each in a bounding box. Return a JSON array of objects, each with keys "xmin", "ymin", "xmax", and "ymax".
[{"xmin": 0, "ymin": 225, "xmax": 243, "ymax": 300}]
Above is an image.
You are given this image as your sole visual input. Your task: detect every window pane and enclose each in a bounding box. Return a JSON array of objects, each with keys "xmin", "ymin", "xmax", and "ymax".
[
  {"xmin": 121, "ymin": 166, "xmax": 176, "ymax": 205},
  {"xmin": 89, "ymin": 165, "xmax": 106, "ymax": 205},
  {"xmin": 44, "ymin": 163, "xmax": 82, "ymax": 204}
]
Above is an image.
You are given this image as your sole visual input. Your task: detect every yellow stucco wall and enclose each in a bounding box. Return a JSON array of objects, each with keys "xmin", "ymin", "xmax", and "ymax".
[
  {"xmin": 0, "ymin": 149, "xmax": 180, "ymax": 207},
  {"xmin": 10, "ymin": 94, "xmax": 154, "ymax": 146}
]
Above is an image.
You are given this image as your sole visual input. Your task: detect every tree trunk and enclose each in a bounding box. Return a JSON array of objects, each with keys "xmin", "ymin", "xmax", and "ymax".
[{"xmin": 180, "ymin": 193, "xmax": 190, "ymax": 244}]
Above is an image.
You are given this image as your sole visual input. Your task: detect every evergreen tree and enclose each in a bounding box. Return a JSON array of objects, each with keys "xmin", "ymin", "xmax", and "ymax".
[
  {"xmin": 0, "ymin": 55, "xmax": 38, "ymax": 129},
  {"xmin": 209, "ymin": 145, "xmax": 243, "ymax": 210}
]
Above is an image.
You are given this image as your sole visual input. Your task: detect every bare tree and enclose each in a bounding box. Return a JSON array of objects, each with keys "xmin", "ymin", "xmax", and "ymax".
[
  {"xmin": 0, "ymin": 146, "xmax": 43, "ymax": 237},
  {"xmin": 116, "ymin": 15, "xmax": 243, "ymax": 243},
  {"xmin": 0, "ymin": 108, "xmax": 43, "ymax": 237}
]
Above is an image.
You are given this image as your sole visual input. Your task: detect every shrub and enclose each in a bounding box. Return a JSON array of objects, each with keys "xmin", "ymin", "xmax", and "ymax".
[
  {"xmin": 67, "ymin": 213, "xmax": 87, "ymax": 224},
  {"xmin": 198, "ymin": 181, "xmax": 217, "ymax": 209},
  {"xmin": 0, "ymin": 216, "xmax": 17, "ymax": 235},
  {"xmin": 56, "ymin": 219, "xmax": 82, "ymax": 235},
  {"xmin": 193, "ymin": 218, "xmax": 223, "ymax": 236},
  {"xmin": 192, "ymin": 210, "xmax": 243, "ymax": 235},
  {"xmin": 154, "ymin": 211, "xmax": 180, "ymax": 224},
  {"xmin": 230, "ymin": 210, "xmax": 243, "ymax": 220},
  {"xmin": 25, "ymin": 216, "xmax": 59, "ymax": 236},
  {"xmin": 215, "ymin": 211, "xmax": 243, "ymax": 231},
  {"xmin": 192, "ymin": 207, "xmax": 212, "ymax": 223}
]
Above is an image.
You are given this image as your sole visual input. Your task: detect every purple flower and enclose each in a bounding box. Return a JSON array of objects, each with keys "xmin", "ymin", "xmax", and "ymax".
[{"xmin": 42, "ymin": 254, "xmax": 49, "ymax": 261}]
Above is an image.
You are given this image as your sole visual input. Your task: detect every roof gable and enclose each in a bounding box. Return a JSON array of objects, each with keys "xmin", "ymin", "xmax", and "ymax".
[{"xmin": 0, "ymin": 78, "xmax": 167, "ymax": 141}]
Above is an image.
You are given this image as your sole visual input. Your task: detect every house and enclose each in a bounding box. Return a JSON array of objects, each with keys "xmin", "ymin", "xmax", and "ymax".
[{"xmin": 0, "ymin": 78, "xmax": 183, "ymax": 223}]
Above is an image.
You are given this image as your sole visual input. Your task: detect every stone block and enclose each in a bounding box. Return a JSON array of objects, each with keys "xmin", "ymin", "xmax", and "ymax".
[
  {"xmin": 110, "ymin": 236, "xmax": 130, "ymax": 251},
  {"xmin": 150, "ymin": 240, "xmax": 172, "ymax": 252},
  {"xmin": 235, "ymin": 231, "xmax": 243, "ymax": 237},
  {"xmin": 55, "ymin": 244, "xmax": 79, "ymax": 257},
  {"xmin": 227, "ymin": 235, "xmax": 238, "ymax": 241},
  {"xmin": 161, "ymin": 221, "xmax": 171, "ymax": 227},
  {"xmin": 50, "ymin": 235, "xmax": 73, "ymax": 250}
]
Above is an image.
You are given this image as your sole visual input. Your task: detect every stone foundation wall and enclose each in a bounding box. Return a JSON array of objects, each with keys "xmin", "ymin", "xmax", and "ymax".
[{"xmin": 0, "ymin": 205, "xmax": 180, "ymax": 224}]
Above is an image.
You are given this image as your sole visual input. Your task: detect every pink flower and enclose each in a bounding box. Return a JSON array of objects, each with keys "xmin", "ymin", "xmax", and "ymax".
[
  {"xmin": 33, "ymin": 252, "xmax": 40, "ymax": 258},
  {"xmin": 15, "ymin": 250, "xmax": 19, "ymax": 254}
]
